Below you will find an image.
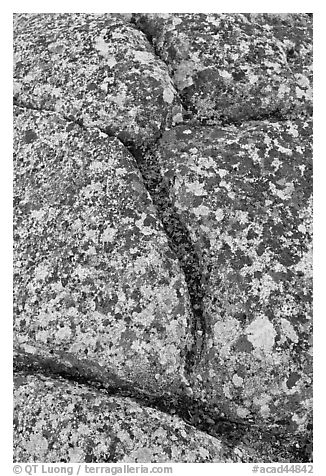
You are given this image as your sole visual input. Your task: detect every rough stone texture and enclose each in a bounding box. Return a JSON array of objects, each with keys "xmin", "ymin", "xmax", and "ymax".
[
  {"xmin": 13, "ymin": 13, "xmax": 313, "ymax": 463},
  {"xmin": 150, "ymin": 119, "xmax": 312, "ymax": 430},
  {"xmin": 132, "ymin": 13, "xmax": 312, "ymax": 123},
  {"xmin": 13, "ymin": 14, "xmax": 183, "ymax": 149},
  {"xmin": 13, "ymin": 106, "xmax": 193, "ymax": 394},
  {"xmin": 14, "ymin": 372, "xmax": 250, "ymax": 463}
]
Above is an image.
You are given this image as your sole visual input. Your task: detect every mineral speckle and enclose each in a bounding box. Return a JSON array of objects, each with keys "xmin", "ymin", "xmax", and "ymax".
[
  {"xmin": 151, "ymin": 119, "xmax": 312, "ymax": 429},
  {"xmin": 13, "ymin": 13, "xmax": 313, "ymax": 463},
  {"xmin": 132, "ymin": 13, "xmax": 312, "ymax": 123},
  {"xmin": 14, "ymin": 106, "xmax": 193, "ymax": 395},
  {"xmin": 14, "ymin": 14, "xmax": 182, "ymax": 148},
  {"xmin": 14, "ymin": 372, "xmax": 249, "ymax": 463}
]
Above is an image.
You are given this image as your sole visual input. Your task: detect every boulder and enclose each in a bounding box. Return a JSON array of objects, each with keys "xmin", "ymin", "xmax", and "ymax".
[
  {"xmin": 13, "ymin": 106, "xmax": 193, "ymax": 394},
  {"xmin": 150, "ymin": 118, "xmax": 312, "ymax": 430},
  {"xmin": 13, "ymin": 14, "xmax": 182, "ymax": 149},
  {"xmin": 14, "ymin": 372, "xmax": 249, "ymax": 463},
  {"xmin": 132, "ymin": 13, "xmax": 312, "ymax": 123},
  {"xmin": 13, "ymin": 12, "xmax": 313, "ymax": 463}
]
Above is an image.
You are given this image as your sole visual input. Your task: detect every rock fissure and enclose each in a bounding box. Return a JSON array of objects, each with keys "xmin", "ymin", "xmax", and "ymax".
[
  {"xmin": 15, "ymin": 348, "xmax": 308, "ymax": 464},
  {"xmin": 128, "ymin": 18, "xmax": 193, "ymax": 120},
  {"xmin": 131, "ymin": 13, "xmax": 313, "ymax": 127},
  {"xmin": 13, "ymin": 13, "xmax": 313, "ymax": 463},
  {"xmin": 12, "ymin": 99, "xmax": 273, "ymax": 455},
  {"xmin": 124, "ymin": 140, "xmax": 208, "ymax": 374},
  {"xmin": 14, "ymin": 351, "xmax": 312, "ymax": 463},
  {"xmin": 13, "ymin": 98, "xmax": 208, "ymax": 376},
  {"xmin": 13, "ymin": 92, "xmax": 312, "ymax": 464}
]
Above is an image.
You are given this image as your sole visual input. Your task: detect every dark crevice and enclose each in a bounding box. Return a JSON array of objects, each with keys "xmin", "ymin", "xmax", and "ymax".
[
  {"xmin": 13, "ymin": 14, "xmax": 313, "ymax": 464},
  {"xmin": 129, "ymin": 17, "xmax": 160, "ymax": 64},
  {"xmin": 128, "ymin": 16, "xmax": 193, "ymax": 120},
  {"xmin": 14, "ymin": 97, "xmax": 208, "ymax": 374},
  {"xmin": 13, "ymin": 97, "xmax": 90, "ymax": 132},
  {"xmin": 14, "ymin": 350, "xmax": 247, "ymax": 446},
  {"xmin": 123, "ymin": 138, "xmax": 208, "ymax": 374},
  {"xmin": 128, "ymin": 16, "xmax": 313, "ymax": 126},
  {"xmin": 13, "ymin": 96, "xmax": 312, "ymax": 461},
  {"xmin": 14, "ymin": 351, "xmax": 312, "ymax": 462},
  {"xmin": 13, "ymin": 95, "xmax": 295, "ymax": 140},
  {"xmin": 182, "ymin": 107, "xmax": 301, "ymax": 127},
  {"xmin": 12, "ymin": 98, "xmax": 250, "ymax": 455}
]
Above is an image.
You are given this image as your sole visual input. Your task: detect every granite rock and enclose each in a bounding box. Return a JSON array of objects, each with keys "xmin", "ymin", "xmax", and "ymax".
[
  {"xmin": 150, "ymin": 118, "xmax": 312, "ymax": 430},
  {"xmin": 132, "ymin": 13, "xmax": 312, "ymax": 123},
  {"xmin": 13, "ymin": 14, "xmax": 182, "ymax": 149},
  {"xmin": 14, "ymin": 372, "xmax": 249, "ymax": 463},
  {"xmin": 13, "ymin": 106, "xmax": 193, "ymax": 394},
  {"xmin": 13, "ymin": 13, "xmax": 313, "ymax": 463}
]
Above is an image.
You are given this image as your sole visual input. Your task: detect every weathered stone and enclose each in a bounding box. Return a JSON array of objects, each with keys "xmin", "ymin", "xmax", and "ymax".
[
  {"xmin": 133, "ymin": 13, "xmax": 312, "ymax": 123},
  {"xmin": 13, "ymin": 14, "xmax": 182, "ymax": 149},
  {"xmin": 151, "ymin": 118, "xmax": 312, "ymax": 430},
  {"xmin": 13, "ymin": 106, "xmax": 193, "ymax": 394},
  {"xmin": 13, "ymin": 13, "xmax": 313, "ymax": 463},
  {"xmin": 14, "ymin": 372, "xmax": 248, "ymax": 463}
]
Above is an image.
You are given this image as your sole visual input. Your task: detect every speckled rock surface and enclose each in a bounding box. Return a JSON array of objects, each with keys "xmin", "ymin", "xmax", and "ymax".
[
  {"xmin": 13, "ymin": 106, "xmax": 193, "ymax": 394},
  {"xmin": 149, "ymin": 119, "xmax": 312, "ymax": 430},
  {"xmin": 13, "ymin": 14, "xmax": 182, "ymax": 149},
  {"xmin": 14, "ymin": 372, "xmax": 252, "ymax": 463},
  {"xmin": 13, "ymin": 13, "xmax": 313, "ymax": 463},
  {"xmin": 132, "ymin": 13, "xmax": 312, "ymax": 123}
]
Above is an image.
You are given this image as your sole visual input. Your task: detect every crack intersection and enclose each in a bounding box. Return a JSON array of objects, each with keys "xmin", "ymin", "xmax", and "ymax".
[{"xmin": 13, "ymin": 12, "xmax": 313, "ymax": 462}]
